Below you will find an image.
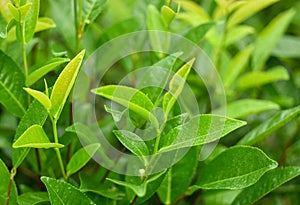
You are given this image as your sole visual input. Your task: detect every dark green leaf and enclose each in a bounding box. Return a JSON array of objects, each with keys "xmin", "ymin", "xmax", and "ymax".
[
  {"xmin": 159, "ymin": 114, "xmax": 246, "ymax": 153},
  {"xmin": 113, "ymin": 130, "xmax": 149, "ymax": 157},
  {"xmin": 0, "ymin": 50, "xmax": 27, "ymax": 117},
  {"xmin": 157, "ymin": 147, "xmax": 198, "ymax": 204},
  {"xmin": 183, "ymin": 22, "xmax": 214, "ymax": 44},
  {"xmin": 232, "ymin": 167, "xmax": 300, "ymax": 205},
  {"xmin": 82, "ymin": 0, "xmax": 106, "ymax": 25},
  {"xmin": 272, "ymin": 35, "xmax": 300, "ymax": 58},
  {"xmin": 238, "ymin": 105, "xmax": 300, "ymax": 145},
  {"xmin": 41, "ymin": 176, "xmax": 96, "ymax": 205},
  {"xmin": 18, "ymin": 192, "xmax": 49, "ymax": 205},
  {"xmin": 195, "ymin": 146, "xmax": 278, "ymax": 189},
  {"xmin": 66, "ymin": 143, "xmax": 100, "ymax": 177}
]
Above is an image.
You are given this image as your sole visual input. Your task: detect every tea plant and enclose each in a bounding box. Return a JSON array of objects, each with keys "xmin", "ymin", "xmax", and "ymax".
[{"xmin": 0, "ymin": 0, "xmax": 300, "ymax": 205}]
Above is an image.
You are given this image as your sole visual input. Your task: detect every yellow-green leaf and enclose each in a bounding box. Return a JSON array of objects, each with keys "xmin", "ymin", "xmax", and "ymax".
[
  {"xmin": 50, "ymin": 50, "xmax": 85, "ymax": 120},
  {"xmin": 34, "ymin": 17, "xmax": 56, "ymax": 33},
  {"xmin": 13, "ymin": 124, "xmax": 64, "ymax": 149},
  {"xmin": 24, "ymin": 88, "xmax": 51, "ymax": 111}
]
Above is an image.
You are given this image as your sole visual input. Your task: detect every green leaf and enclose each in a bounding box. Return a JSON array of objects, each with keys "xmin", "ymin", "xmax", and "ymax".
[
  {"xmin": 50, "ymin": 50, "xmax": 85, "ymax": 120},
  {"xmin": 12, "ymin": 124, "xmax": 64, "ymax": 149},
  {"xmin": 92, "ymin": 85, "xmax": 159, "ymax": 128},
  {"xmin": 227, "ymin": 0, "xmax": 279, "ymax": 28},
  {"xmin": 0, "ymin": 50, "xmax": 27, "ymax": 117},
  {"xmin": 113, "ymin": 130, "xmax": 149, "ymax": 157},
  {"xmin": 26, "ymin": 57, "xmax": 70, "ymax": 86},
  {"xmin": 0, "ymin": 0, "xmax": 13, "ymax": 22},
  {"xmin": 159, "ymin": 114, "xmax": 246, "ymax": 153},
  {"xmin": 7, "ymin": 3, "xmax": 31, "ymax": 22},
  {"xmin": 34, "ymin": 17, "xmax": 56, "ymax": 33},
  {"xmin": 237, "ymin": 66, "xmax": 289, "ymax": 89},
  {"xmin": 0, "ymin": 13, "xmax": 7, "ymax": 38},
  {"xmin": 157, "ymin": 147, "xmax": 198, "ymax": 204},
  {"xmin": 18, "ymin": 192, "xmax": 49, "ymax": 205},
  {"xmin": 24, "ymin": 88, "xmax": 51, "ymax": 111},
  {"xmin": 66, "ymin": 143, "xmax": 100, "ymax": 177},
  {"xmin": 183, "ymin": 22, "xmax": 214, "ymax": 44},
  {"xmin": 232, "ymin": 167, "xmax": 300, "ymax": 205},
  {"xmin": 163, "ymin": 59, "xmax": 194, "ymax": 116},
  {"xmin": 12, "ymin": 99, "xmax": 48, "ymax": 168},
  {"xmin": 0, "ymin": 159, "xmax": 18, "ymax": 205},
  {"xmin": 238, "ymin": 105, "xmax": 300, "ymax": 145},
  {"xmin": 161, "ymin": 5, "xmax": 176, "ymax": 26},
  {"xmin": 24, "ymin": 0, "xmax": 39, "ymax": 42},
  {"xmin": 195, "ymin": 146, "xmax": 278, "ymax": 189},
  {"xmin": 216, "ymin": 99, "xmax": 280, "ymax": 119},
  {"xmin": 252, "ymin": 9, "xmax": 295, "ymax": 70},
  {"xmin": 107, "ymin": 170, "xmax": 166, "ymax": 197},
  {"xmin": 272, "ymin": 35, "xmax": 300, "ymax": 58},
  {"xmin": 79, "ymin": 173, "xmax": 125, "ymax": 200},
  {"xmin": 225, "ymin": 25, "xmax": 255, "ymax": 46},
  {"xmin": 82, "ymin": 0, "xmax": 106, "ymax": 24},
  {"xmin": 41, "ymin": 176, "xmax": 96, "ymax": 205},
  {"xmin": 223, "ymin": 45, "xmax": 253, "ymax": 89}
]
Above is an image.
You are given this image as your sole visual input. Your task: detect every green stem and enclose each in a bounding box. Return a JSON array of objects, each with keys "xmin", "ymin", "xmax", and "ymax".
[
  {"xmin": 21, "ymin": 23, "xmax": 28, "ymax": 80},
  {"xmin": 51, "ymin": 118, "xmax": 67, "ymax": 180}
]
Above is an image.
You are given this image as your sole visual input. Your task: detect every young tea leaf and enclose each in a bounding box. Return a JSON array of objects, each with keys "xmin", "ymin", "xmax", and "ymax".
[
  {"xmin": 12, "ymin": 124, "xmax": 64, "ymax": 149},
  {"xmin": 23, "ymin": 88, "xmax": 51, "ymax": 111},
  {"xmin": 161, "ymin": 5, "xmax": 176, "ymax": 27},
  {"xmin": 159, "ymin": 114, "xmax": 246, "ymax": 153},
  {"xmin": 195, "ymin": 146, "xmax": 278, "ymax": 189},
  {"xmin": 12, "ymin": 99, "xmax": 48, "ymax": 168},
  {"xmin": 163, "ymin": 59, "xmax": 195, "ymax": 116},
  {"xmin": 82, "ymin": 0, "xmax": 106, "ymax": 25},
  {"xmin": 92, "ymin": 85, "xmax": 159, "ymax": 128},
  {"xmin": 0, "ymin": 50, "xmax": 27, "ymax": 117},
  {"xmin": 50, "ymin": 49, "xmax": 85, "ymax": 120},
  {"xmin": 24, "ymin": 0, "xmax": 39, "ymax": 42},
  {"xmin": 232, "ymin": 167, "xmax": 300, "ymax": 205},
  {"xmin": 41, "ymin": 176, "xmax": 96, "ymax": 205},
  {"xmin": 66, "ymin": 143, "xmax": 100, "ymax": 177},
  {"xmin": 34, "ymin": 17, "xmax": 56, "ymax": 33},
  {"xmin": 0, "ymin": 159, "xmax": 18, "ymax": 205},
  {"xmin": 238, "ymin": 105, "xmax": 300, "ymax": 145},
  {"xmin": 26, "ymin": 57, "xmax": 70, "ymax": 86}
]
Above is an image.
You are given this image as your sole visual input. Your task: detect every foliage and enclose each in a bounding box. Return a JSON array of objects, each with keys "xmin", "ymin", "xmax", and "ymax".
[{"xmin": 0, "ymin": 0, "xmax": 300, "ymax": 205}]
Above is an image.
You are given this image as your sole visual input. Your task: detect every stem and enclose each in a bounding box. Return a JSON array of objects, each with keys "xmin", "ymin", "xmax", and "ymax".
[
  {"xmin": 153, "ymin": 132, "xmax": 161, "ymax": 154},
  {"xmin": 35, "ymin": 149, "xmax": 42, "ymax": 172},
  {"xmin": 74, "ymin": 0, "xmax": 83, "ymax": 52},
  {"xmin": 6, "ymin": 168, "xmax": 16, "ymax": 205},
  {"xmin": 21, "ymin": 22, "xmax": 28, "ymax": 81},
  {"xmin": 51, "ymin": 118, "xmax": 67, "ymax": 180}
]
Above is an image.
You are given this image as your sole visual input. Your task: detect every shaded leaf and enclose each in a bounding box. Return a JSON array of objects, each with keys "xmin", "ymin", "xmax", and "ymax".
[
  {"xmin": 183, "ymin": 22, "xmax": 214, "ymax": 44},
  {"xmin": 238, "ymin": 66, "xmax": 289, "ymax": 89},
  {"xmin": 80, "ymin": 173, "xmax": 125, "ymax": 200},
  {"xmin": 41, "ymin": 176, "xmax": 96, "ymax": 205},
  {"xmin": 272, "ymin": 35, "xmax": 300, "ymax": 58},
  {"xmin": 18, "ymin": 192, "xmax": 49, "ymax": 205},
  {"xmin": 92, "ymin": 85, "xmax": 159, "ymax": 128},
  {"xmin": 159, "ymin": 114, "xmax": 246, "ymax": 153},
  {"xmin": 66, "ymin": 143, "xmax": 100, "ymax": 177},
  {"xmin": 12, "ymin": 99, "xmax": 48, "ymax": 168},
  {"xmin": 216, "ymin": 99, "xmax": 280, "ymax": 119},
  {"xmin": 0, "ymin": 50, "xmax": 27, "ymax": 117},
  {"xmin": 252, "ymin": 9, "xmax": 295, "ymax": 70},
  {"xmin": 50, "ymin": 50, "xmax": 85, "ymax": 119},
  {"xmin": 26, "ymin": 57, "xmax": 70, "ymax": 86},
  {"xmin": 0, "ymin": 159, "xmax": 18, "ymax": 205},
  {"xmin": 157, "ymin": 147, "xmax": 198, "ymax": 204},
  {"xmin": 12, "ymin": 124, "xmax": 64, "ymax": 149},
  {"xmin": 238, "ymin": 105, "xmax": 300, "ymax": 145},
  {"xmin": 195, "ymin": 146, "xmax": 278, "ymax": 189},
  {"xmin": 232, "ymin": 167, "xmax": 300, "ymax": 205}
]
